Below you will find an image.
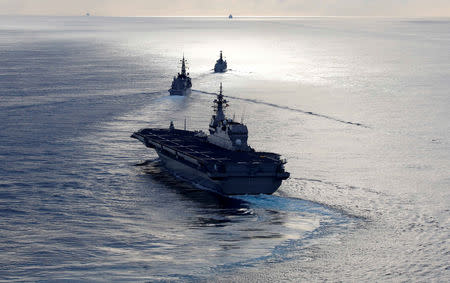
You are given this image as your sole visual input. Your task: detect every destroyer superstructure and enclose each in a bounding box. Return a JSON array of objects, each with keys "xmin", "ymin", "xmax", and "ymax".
[
  {"xmin": 132, "ymin": 84, "xmax": 289, "ymax": 195},
  {"xmin": 214, "ymin": 51, "xmax": 228, "ymax": 73},
  {"xmin": 169, "ymin": 56, "xmax": 192, "ymax": 96}
]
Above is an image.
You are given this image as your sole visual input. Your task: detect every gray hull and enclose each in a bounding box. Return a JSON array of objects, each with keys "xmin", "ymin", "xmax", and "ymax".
[
  {"xmin": 169, "ymin": 88, "xmax": 191, "ymax": 96},
  {"xmin": 132, "ymin": 128, "xmax": 289, "ymax": 195},
  {"xmin": 214, "ymin": 63, "xmax": 227, "ymax": 73},
  {"xmin": 156, "ymin": 150, "xmax": 281, "ymax": 195}
]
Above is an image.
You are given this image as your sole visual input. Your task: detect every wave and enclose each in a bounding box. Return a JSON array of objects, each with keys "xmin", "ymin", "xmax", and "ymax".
[{"xmin": 0, "ymin": 90, "xmax": 166, "ymax": 111}]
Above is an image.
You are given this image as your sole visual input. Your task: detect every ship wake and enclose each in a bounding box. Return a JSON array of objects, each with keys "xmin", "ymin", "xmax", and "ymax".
[{"xmin": 192, "ymin": 89, "xmax": 369, "ymax": 128}]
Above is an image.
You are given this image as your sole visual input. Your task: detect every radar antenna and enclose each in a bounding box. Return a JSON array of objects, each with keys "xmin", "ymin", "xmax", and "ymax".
[{"xmin": 181, "ymin": 55, "xmax": 187, "ymax": 76}]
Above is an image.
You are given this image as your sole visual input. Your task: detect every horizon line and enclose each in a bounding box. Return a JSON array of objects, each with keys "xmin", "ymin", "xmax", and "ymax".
[{"xmin": 1, "ymin": 14, "xmax": 449, "ymax": 19}]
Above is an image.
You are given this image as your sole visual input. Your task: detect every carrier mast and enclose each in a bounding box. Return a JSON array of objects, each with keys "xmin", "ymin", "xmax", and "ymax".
[{"xmin": 213, "ymin": 83, "xmax": 227, "ymax": 122}]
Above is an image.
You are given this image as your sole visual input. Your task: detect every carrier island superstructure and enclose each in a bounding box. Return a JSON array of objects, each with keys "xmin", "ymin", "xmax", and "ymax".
[{"xmin": 132, "ymin": 84, "xmax": 289, "ymax": 195}]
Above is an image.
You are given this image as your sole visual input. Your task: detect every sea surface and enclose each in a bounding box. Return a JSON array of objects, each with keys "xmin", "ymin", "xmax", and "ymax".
[{"xmin": 0, "ymin": 16, "xmax": 449, "ymax": 281}]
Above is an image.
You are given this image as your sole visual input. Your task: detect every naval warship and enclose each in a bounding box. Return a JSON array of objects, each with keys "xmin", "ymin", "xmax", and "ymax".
[
  {"xmin": 214, "ymin": 51, "xmax": 228, "ymax": 73},
  {"xmin": 132, "ymin": 84, "xmax": 290, "ymax": 195},
  {"xmin": 169, "ymin": 56, "xmax": 192, "ymax": 96}
]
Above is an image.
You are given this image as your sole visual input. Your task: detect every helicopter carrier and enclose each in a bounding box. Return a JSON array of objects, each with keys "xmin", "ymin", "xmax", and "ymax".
[
  {"xmin": 169, "ymin": 56, "xmax": 192, "ymax": 96},
  {"xmin": 132, "ymin": 84, "xmax": 290, "ymax": 195},
  {"xmin": 214, "ymin": 51, "xmax": 228, "ymax": 73}
]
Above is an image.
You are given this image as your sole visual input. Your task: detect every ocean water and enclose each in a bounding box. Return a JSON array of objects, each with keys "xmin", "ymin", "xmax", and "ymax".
[{"xmin": 0, "ymin": 16, "xmax": 449, "ymax": 281}]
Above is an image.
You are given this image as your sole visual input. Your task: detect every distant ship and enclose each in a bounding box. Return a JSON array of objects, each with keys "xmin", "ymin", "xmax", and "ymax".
[
  {"xmin": 229, "ymin": 14, "xmax": 233, "ymax": 19},
  {"xmin": 132, "ymin": 84, "xmax": 290, "ymax": 195},
  {"xmin": 169, "ymin": 56, "xmax": 192, "ymax": 96},
  {"xmin": 214, "ymin": 51, "xmax": 228, "ymax": 73}
]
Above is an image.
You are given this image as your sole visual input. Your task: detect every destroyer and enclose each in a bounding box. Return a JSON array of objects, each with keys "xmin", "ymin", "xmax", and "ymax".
[
  {"xmin": 214, "ymin": 51, "xmax": 228, "ymax": 73},
  {"xmin": 132, "ymin": 84, "xmax": 290, "ymax": 195},
  {"xmin": 169, "ymin": 56, "xmax": 192, "ymax": 95}
]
